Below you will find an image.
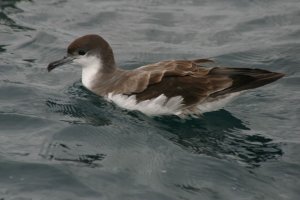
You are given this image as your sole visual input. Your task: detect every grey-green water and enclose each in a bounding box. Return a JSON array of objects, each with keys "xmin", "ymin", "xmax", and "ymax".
[{"xmin": 0, "ymin": 0, "xmax": 299, "ymax": 199}]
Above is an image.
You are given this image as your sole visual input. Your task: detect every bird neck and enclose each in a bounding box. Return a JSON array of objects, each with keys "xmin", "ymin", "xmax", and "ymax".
[
  {"xmin": 81, "ymin": 56, "xmax": 122, "ymax": 91},
  {"xmin": 80, "ymin": 42, "xmax": 120, "ymax": 91},
  {"xmin": 82, "ymin": 60, "xmax": 101, "ymax": 90}
]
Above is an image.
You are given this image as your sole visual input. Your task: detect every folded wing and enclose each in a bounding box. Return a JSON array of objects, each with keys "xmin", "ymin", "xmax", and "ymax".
[{"xmin": 117, "ymin": 59, "xmax": 284, "ymax": 108}]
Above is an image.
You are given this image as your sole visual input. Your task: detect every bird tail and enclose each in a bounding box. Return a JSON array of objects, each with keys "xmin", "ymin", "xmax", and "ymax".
[{"xmin": 209, "ymin": 67, "xmax": 285, "ymax": 97}]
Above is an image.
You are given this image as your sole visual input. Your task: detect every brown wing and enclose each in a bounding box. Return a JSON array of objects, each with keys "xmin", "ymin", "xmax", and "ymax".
[
  {"xmin": 133, "ymin": 60, "xmax": 230, "ymax": 105},
  {"xmin": 112, "ymin": 59, "xmax": 214, "ymax": 95},
  {"xmin": 122, "ymin": 59, "xmax": 284, "ymax": 107}
]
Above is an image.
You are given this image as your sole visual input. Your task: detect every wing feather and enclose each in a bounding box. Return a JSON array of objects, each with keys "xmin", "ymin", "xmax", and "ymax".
[{"xmin": 100, "ymin": 59, "xmax": 283, "ymax": 109}]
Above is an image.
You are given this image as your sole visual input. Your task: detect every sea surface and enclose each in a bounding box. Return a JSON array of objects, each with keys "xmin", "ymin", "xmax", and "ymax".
[{"xmin": 0, "ymin": 0, "xmax": 299, "ymax": 199}]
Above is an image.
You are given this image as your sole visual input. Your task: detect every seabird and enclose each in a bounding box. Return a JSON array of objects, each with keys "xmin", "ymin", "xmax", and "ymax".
[{"xmin": 48, "ymin": 34, "xmax": 284, "ymax": 116}]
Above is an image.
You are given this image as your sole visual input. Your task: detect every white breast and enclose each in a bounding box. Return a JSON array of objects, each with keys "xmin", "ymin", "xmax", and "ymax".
[{"xmin": 74, "ymin": 55, "xmax": 103, "ymax": 89}]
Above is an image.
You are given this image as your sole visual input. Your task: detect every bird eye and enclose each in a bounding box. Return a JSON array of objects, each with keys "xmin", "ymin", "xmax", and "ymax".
[{"xmin": 78, "ymin": 49, "xmax": 86, "ymax": 55}]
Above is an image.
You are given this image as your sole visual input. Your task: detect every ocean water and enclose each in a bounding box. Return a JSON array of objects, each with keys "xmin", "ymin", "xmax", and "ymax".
[{"xmin": 0, "ymin": 0, "xmax": 299, "ymax": 199}]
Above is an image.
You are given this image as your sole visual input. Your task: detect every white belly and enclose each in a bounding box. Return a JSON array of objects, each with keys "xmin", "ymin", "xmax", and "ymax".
[
  {"xmin": 105, "ymin": 92, "xmax": 240, "ymax": 117},
  {"xmin": 106, "ymin": 93, "xmax": 184, "ymax": 116},
  {"xmin": 196, "ymin": 92, "xmax": 241, "ymax": 113}
]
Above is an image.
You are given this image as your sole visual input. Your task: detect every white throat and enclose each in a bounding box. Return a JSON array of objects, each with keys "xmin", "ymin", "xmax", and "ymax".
[{"xmin": 75, "ymin": 55, "xmax": 102, "ymax": 89}]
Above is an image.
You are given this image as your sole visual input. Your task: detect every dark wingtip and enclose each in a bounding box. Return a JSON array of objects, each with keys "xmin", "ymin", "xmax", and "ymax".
[
  {"xmin": 245, "ymin": 70, "xmax": 285, "ymax": 88},
  {"xmin": 210, "ymin": 69, "xmax": 285, "ymax": 97},
  {"xmin": 265, "ymin": 71, "xmax": 285, "ymax": 83},
  {"xmin": 193, "ymin": 58, "xmax": 214, "ymax": 63},
  {"xmin": 274, "ymin": 72, "xmax": 285, "ymax": 79}
]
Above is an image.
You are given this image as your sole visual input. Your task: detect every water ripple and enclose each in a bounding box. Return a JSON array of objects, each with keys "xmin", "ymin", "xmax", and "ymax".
[{"xmin": 0, "ymin": 0, "xmax": 299, "ymax": 199}]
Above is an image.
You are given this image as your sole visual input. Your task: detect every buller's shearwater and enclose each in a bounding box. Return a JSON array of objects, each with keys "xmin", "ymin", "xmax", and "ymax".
[{"xmin": 48, "ymin": 34, "xmax": 284, "ymax": 116}]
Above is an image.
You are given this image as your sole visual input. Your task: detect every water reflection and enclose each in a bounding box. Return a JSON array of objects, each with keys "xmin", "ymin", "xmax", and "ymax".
[
  {"xmin": 41, "ymin": 139, "xmax": 106, "ymax": 167},
  {"xmin": 154, "ymin": 111, "xmax": 283, "ymax": 167},
  {"xmin": 0, "ymin": 45, "xmax": 6, "ymax": 52},
  {"xmin": 45, "ymin": 82, "xmax": 283, "ymax": 168},
  {"xmin": 44, "ymin": 83, "xmax": 113, "ymax": 166},
  {"xmin": 0, "ymin": 0, "xmax": 33, "ymax": 31},
  {"xmin": 46, "ymin": 82, "xmax": 111, "ymax": 126},
  {"xmin": 0, "ymin": 0, "xmax": 25, "ymax": 10}
]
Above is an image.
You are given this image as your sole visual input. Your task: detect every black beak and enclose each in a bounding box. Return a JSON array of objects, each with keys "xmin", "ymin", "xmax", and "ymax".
[{"xmin": 47, "ymin": 56, "xmax": 74, "ymax": 72}]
